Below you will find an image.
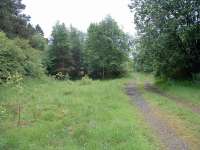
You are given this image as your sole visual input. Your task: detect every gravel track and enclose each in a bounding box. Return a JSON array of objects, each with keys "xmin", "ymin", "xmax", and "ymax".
[{"xmin": 125, "ymin": 83, "xmax": 189, "ymax": 150}]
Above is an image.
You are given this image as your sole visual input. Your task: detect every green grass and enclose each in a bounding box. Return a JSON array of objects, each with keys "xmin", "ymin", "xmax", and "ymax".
[
  {"xmin": 0, "ymin": 76, "xmax": 159, "ymax": 150},
  {"xmin": 156, "ymin": 80, "xmax": 200, "ymax": 105}
]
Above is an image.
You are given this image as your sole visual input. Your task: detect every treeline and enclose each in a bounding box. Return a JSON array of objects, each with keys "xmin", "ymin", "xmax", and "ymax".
[
  {"xmin": 46, "ymin": 16, "xmax": 131, "ymax": 79},
  {"xmin": 45, "ymin": 23, "xmax": 85, "ymax": 79},
  {"xmin": 129, "ymin": 0, "xmax": 200, "ymax": 79},
  {"xmin": 0, "ymin": 0, "xmax": 132, "ymax": 83}
]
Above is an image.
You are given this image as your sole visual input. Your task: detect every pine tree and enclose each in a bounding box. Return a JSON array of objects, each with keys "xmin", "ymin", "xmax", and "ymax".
[
  {"xmin": 35, "ymin": 24, "xmax": 44, "ymax": 36},
  {"xmin": 47, "ymin": 22, "xmax": 73, "ymax": 75},
  {"xmin": 0, "ymin": 0, "xmax": 34, "ymax": 38}
]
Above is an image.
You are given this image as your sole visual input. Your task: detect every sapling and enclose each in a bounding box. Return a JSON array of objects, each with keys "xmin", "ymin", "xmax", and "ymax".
[{"xmin": 6, "ymin": 72, "xmax": 23, "ymax": 127}]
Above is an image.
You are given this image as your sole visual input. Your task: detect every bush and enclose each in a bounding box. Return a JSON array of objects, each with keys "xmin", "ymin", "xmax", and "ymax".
[
  {"xmin": 14, "ymin": 38, "xmax": 45, "ymax": 78},
  {"xmin": 0, "ymin": 32, "xmax": 44, "ymax": 83},
  {"xmin": 6, "ymin": 72, "xmax": 23, "ymax": 85},
  {"xmin": 80, "ymin": 75, "xmax": 92, "ymax": 85},
  {"xmin": 0, "ymin": 32, "xmax": 25, "ymax": 82},
  {"xmin": 54, "ymin": 72, "xmax": 65, "ymax": 80}
]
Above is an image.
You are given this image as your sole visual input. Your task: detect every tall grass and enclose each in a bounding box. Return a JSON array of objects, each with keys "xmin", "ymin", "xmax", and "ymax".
[{"xmin": 0, "ymin": 77, "xmax": 159, "ymax": 150}]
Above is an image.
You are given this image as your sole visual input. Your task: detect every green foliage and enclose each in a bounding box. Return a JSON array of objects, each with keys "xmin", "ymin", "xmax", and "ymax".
[
  {"xmin": 14, "ymin": 38, "xmax": 44, "ymax": 78},
  {"xmin": 130, "ymin": 0, "xmax": 200, "ymax": 79},
  {"xmin": 29, "ymin": 34, "xmax": 47, "ymax": 51},
  {"xmin": 69, "ymin": 26, "xmax": 85, "ymax": 79},
  {"xmin": 0, "ymin": 32, "xmax": 25, "ymax": 82},
  {"xmin": 54, "ymin": 72, "xmax": 65, "ymax": 80},
  {"xmin": 0, "ymin": 0, "xmax": 35, "ymax": 38},
  {"xmin": 6, "ymin": 72, "xmax": 23, "ymax": 85},
  {"xmin": 85, "ymin": 16, "xmax": 131, "ymax": 78},
  {"xmin": 35, "ymin": 24, "xmax": 44, "ymax": 36},
  {"xmin": 47, "ymin": 22, "xmax": 73, "ymax": 75},
  {"xmin": 46, "ymin": 23, "xmax": 85, "ymax": 79},
  {"xmin": 0, "ymin": 32, "xmax": 44, "ymax": 83},
  {"xmin": 45, "ymin": 17, "xmax": 131, "ymax": 79}
]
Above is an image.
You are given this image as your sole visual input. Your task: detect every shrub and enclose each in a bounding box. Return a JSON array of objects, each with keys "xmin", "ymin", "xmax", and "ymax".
[
  {"xmin": 0, "ymin": 33, "xmax": 25, "ymax": 83},
  {"xmin": 6, "ymin": 72, "xmax": 23, "ymax": 85},
  {"xmin": 80, "ymin": 75, "xmax": 92, "ymax": 85},
  {"xmin": 0, "ymin": 32, "xmax": 44, "ymax": 83},
  {"xmin": 54, "ymin": 72, "xmax": 65, "ymax": 80},
  {"xmin": 14, "ymin": 38, "xmax": 45, "ymax": 78}
]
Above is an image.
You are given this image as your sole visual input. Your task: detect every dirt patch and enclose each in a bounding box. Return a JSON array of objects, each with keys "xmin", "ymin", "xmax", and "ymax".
[
  {"xmin": 144, "ymin": 83, "xmax": 200, "ymax": 114},
  {"xmin": 125, "ymin": 83, "xmax": 189, "ymax": 150}
]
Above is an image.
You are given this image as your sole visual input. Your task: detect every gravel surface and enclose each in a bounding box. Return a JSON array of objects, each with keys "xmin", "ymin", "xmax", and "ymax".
[{"xmin": 125, "ymin": 83, "xmax": 189, "ymax": 150}]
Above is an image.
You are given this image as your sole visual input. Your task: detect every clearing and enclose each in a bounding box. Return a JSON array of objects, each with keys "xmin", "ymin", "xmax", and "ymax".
[{"xmin": 0, "ymin": 73, "xmax": 200, "ymax": 150}]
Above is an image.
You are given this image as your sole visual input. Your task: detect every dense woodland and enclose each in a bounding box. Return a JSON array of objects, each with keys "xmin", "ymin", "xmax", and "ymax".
[
  {"xmin": 0, "ymin": 0, "xmax": 200, "ymax": 84},
  {"xmin": 0, "ymin": 0, "xmax": 132, "ymax": 83},
  {"xmin": 129, "ymin": 0, "xmax": 200, "ymax": 79}
]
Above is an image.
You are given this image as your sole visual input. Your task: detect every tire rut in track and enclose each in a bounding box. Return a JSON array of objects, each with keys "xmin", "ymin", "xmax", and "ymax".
[
  {"xmin": 125, "ymin": 83, "xmax": 189, "ymax": 150},
  {"xmin": 144, "ymin": 83, "xmax": 200, "ymax": 115}
]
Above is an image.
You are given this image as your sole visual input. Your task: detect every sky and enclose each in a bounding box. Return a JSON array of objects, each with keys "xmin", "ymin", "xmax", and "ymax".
[{"xmin": 22, "ymin": 0, "xmax": 135, "ymax": 38}]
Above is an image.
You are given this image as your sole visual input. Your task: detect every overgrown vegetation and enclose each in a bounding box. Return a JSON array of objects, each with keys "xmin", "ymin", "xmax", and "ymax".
[
  {"xmin": 0, "ymin": 32, "xmax": 44, "ymax": 83},
  {"xmin": 129, "ymin": 0, "xmax": 200, "ymax": 79},
  {"xmin": 1, "ymin": 0, "xmax": 200, "ymax": 149},
  {"xmin": 0, "ymin": 0, "xmax": 48, "ymax": 83}
]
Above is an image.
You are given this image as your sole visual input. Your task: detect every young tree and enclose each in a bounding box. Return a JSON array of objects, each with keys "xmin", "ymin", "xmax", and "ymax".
[
  {"xmin": 35, "ymin": 24, "xmax": 44, "ymax": 36},
  {"xmin": 85, "ymin": 16, "xmax": 130, "ymax": 78}
]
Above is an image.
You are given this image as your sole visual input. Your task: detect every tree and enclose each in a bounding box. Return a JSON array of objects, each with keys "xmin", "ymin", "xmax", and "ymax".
[
  {"xmin": 35, "ymin": 24, "xmax": 44, "ymax": 36},
  {"xmin": 47, "ymin": 22, "xmax": 73, "ymax": 75},
  {"xmin": 129, "ymin": 0, "xmax": 200, "ymax": 79},
  {"xmin": 0, "ymin": 0, "xmax": 35, "ymax": 38},
  {"xmin": 69, "ymin": 25, "xmax": 84, "ymax": 78},
  {"xmin": 85, "ymin": 16, "xmax": 130, "ymax": 78},
  {"xmin": 29, "ymin": 33, "xmax": 47, "ymax": 51}
]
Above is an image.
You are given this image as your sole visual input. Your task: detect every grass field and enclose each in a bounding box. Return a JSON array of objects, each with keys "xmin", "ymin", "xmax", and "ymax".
[
  {"xmin": 1, "ymin": 73, "xmax": 200, "ymax": 150},
  {"xmin": 0, "ymin": 76, "xmax": 159, "ymax": 150}
]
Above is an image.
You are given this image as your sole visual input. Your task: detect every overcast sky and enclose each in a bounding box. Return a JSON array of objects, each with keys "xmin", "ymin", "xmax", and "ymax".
[{"xmin": 23, "ymin": 0, "xmax": 135, "ymax": 38}]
